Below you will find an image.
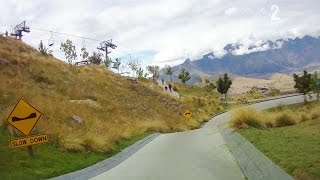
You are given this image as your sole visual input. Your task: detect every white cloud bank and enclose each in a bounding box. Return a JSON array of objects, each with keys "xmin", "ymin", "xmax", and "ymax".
[{"xmin": 0, "ymin": 0, "xmax": 319, "ymax": 66}]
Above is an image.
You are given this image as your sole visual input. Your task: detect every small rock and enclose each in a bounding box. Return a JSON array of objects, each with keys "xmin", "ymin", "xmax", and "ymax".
[
  {"xmin": 0, "ymin": 58, "xmax": 10, "ymax": 65},
  {"xmin": 71, "ymin": 115, "xmax": 83, "ymax": 124}
]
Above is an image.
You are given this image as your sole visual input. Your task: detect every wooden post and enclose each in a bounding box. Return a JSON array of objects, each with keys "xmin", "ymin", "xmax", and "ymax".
[
  {"xmin": 10, "ymin": 125, "xmax": 34, "ymax": 158},
  {"xmin": 27, "ymin": 146, "xmax": 34, "ymax": 158}
]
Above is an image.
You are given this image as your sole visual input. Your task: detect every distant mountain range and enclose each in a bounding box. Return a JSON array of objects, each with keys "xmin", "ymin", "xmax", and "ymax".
[{"xmin": 161, "ymin": 35, "xmax": 320, "ymax": 84}]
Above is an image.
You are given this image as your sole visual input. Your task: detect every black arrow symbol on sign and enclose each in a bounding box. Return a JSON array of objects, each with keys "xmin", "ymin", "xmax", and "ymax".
[
  {"xmin": 12, "ymin": 113, "xmax": 37, "ymax": 122},
  {"xmin": 185, "ymin": 112, "xmax": 191, "ymax": 115}
]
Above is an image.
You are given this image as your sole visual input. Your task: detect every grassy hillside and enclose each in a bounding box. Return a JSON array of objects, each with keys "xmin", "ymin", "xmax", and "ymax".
[{"xmin": 0, "ymin": 37, "xmax": 215, "ymax": 152}]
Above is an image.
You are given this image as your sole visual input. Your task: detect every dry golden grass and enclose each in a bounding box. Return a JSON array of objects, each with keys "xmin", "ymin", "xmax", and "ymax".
[
  {"xmin": 230, "ymin": 108, "xmax": 264, "ymax": 129},
  {"xmin": 0, "ymin": 37, "xmax": 212, "ymax": 152},
  {"xmin": 230, "ymin": 102, "xmax": 320, "ymax": 129},
  {"xmin": 274, "ymin": 112, "xmax": 296, "ymax": 127}
]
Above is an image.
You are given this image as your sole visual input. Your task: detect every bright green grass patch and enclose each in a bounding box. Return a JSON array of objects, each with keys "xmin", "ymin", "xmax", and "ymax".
[
  {"xmin": 0, "ymin": 127, "xmax": 150, "ymax": 180},
  {"xmin": 239, "ymin": 118, "xmax": 320, "ymax": 180}
]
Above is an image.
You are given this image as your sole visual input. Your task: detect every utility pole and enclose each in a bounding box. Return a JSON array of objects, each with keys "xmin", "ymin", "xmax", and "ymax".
[
  {"xmin": 97, "ymin": 39, "xmax": 117, "ymax": 60},
  {"xmin": 10, "ymin": 21, "xmax": 30, "ymax": 40}
]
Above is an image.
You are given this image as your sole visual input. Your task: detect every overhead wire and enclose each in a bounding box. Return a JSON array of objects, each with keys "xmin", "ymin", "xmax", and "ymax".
[
  {"xmin": 0, "ymin": 23, "xmax": 116, "ymax": 51},
  {"xmin": 2, "ymin": 23, "xmax": 135, "ymax": 65},
  {"xmin": 31, "ymin": 27, "xmax": 101, "ymax": 42},
  {"xmin": 30, "ymin": 26, "xmax": 126, "ymax": 57},
  {"xmin": 1, "ymin": 24, "xmax": 115, "ymax": 48}
]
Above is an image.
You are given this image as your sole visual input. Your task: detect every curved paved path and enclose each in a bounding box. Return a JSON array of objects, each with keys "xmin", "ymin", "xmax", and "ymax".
[{"xmin": 90, "ymin": 95, "xmax": 315, "ymax": 180}]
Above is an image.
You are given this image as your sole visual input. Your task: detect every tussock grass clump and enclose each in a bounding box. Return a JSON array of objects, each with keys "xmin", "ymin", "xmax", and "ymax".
[
  {"xmin": 83, "ymin": 135, "xmax": 110, "ymax": 152},
  {"xmin": 230, "ymin": 108, "xmax": 264, "ymax": 129},
  {"xmin": 274, "ymin": 113, "xmax": 296, "ymax": 127},
  {"xmin": 172, "ymin": 86, "xmax": 178, "ymax": 92},
  {"xmin": 230, "ymin": 101, "xmax": 320, "ymax": 129},
  {"xmin": 299, "ymin": 114, "xmax": 310, "ymax": 122},
  {"xmin": 310, "ymin": 106, "xmax": 320, "ymax": 120}
]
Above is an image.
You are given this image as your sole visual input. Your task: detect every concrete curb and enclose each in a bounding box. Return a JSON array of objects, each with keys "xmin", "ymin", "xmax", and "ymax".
[
  {"xmin": 221, "ymin": 128, "xmax": 293, "ymax": 180},
  {"xmin": 247, "ymin": 93, "xmax": 302, "ymax": 103},
  {"xmin": 217, "ymin": 95, "xmax": 312, "ymax": 180},
  {"xmin": 228, "ymin": 93, "xmax": 302, "ymax": 104},
  {"xmin": 50, "ymin": 133, "xmax": 160, "ymax": 180}
]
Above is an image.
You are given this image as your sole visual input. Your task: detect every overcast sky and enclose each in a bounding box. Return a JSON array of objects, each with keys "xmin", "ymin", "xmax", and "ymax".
[{"xmin": 1, "ymin": 0, "xmax": 320, "ymax": 68}]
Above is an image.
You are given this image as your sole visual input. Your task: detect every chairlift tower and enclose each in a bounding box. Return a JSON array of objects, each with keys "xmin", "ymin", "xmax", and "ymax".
[
  {"xmin": 97, "ymin": 39, "xmax": 117, "ymax": 60},
  {"xmin": 10, "ymin": 21, "xmax": 30, "ymax": 40}
]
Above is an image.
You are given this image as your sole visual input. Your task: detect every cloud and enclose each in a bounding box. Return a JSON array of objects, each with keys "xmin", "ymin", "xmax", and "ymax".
[
  {"xmin": 225, "ymin": 7, "xmax": 238, "ymax": 16},
  {"xmin": 1, "ymin": 0, "xmax": 319, "ymax": 66}
]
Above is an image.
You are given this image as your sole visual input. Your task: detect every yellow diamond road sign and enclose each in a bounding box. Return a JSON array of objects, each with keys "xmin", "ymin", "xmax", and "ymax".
[
  {"xmin": 7, "ymin": 99, "xmax": 42, "ymax": 136},
  {"xmin": 184, "ymin": 110, "xmax": 192, "ymax": 119}
]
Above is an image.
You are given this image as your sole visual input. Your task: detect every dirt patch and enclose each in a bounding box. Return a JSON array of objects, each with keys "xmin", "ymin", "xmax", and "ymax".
[{"xmin": 229, "ymin": 73, "xmax": 295, "ymax": 95}]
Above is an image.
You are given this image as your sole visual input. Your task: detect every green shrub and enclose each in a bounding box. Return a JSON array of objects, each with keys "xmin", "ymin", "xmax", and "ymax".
[{"xmin": 269, "ymin": 86, "xmax": 281, "ymax": 96}]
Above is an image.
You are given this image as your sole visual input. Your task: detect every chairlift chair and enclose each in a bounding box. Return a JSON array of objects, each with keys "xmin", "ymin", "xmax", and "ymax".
[{"xmin": 48, "ymin": 31, "xmax": 54, "ymax": 46}]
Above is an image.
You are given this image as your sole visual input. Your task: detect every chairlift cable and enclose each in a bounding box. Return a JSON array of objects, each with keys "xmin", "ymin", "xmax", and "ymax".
[{"xmin": 32, "ymin": 27, "xmax": 101, "ymax": 42}]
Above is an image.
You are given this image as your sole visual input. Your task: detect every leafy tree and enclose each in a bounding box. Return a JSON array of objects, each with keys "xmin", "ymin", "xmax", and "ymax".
[
  {"xmin": 38, "ymin": 40, "xmax": 52, "ymax": 56},
  {"xmin": 88, "ymin": 52, "xmax": 103, "ymax": 65},
  {"xmin": 128, "ymin": 57, "xmax": 140, "ymax": 78},
  {"xmin": 112, "ymin": 58, "xmax": 121, "ymax": 74},
  {"xmin": 311, "ymin": 71, "xmax": 320, "ymax": 101},
  {"xmin": 136, "ymin": 67, "xmax": 144, "ymax": 79},
  {"xmin": 165, "ymin": 65, "xmax": 174, "ymax": 81},
  {"xmin": 293, "ymin": 70, "xmax": 312, "ymax": 102},
  {"xmin": 60, "ymin": 39, "xmax": 77, "ymax": 64},
  {"xmin": 147, "ymin": 65, "xmax": 160, "ymax": 83},
  {"xmin": 80, "ymin": 47, "xmax": 89, "ymax": 61},
  {"xmin": 216, "ymin": 73, "xmax": 232, "ymax": 104},
  {"xmin": 178, "ymin": 68, "xmax": 191, "ymax": 85},
  {"xmin": 205, "ymin": 79, "xmax": 210, "ymax": 84}
]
